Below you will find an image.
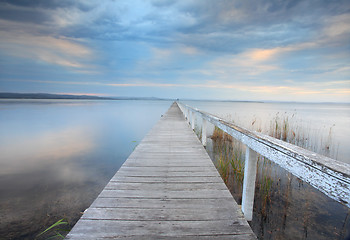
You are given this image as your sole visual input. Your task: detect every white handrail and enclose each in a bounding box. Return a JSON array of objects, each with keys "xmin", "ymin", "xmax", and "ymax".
[{"xmin": 177, "ymin": 102, "xmax": 350, "ymax": 220}]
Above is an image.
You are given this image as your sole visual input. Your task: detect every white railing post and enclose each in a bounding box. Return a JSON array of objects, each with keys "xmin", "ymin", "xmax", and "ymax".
[
  {"xmin": 242, "ymin": 147, "xmax": 258, "ymax": 221},
  {"xmin": 202, "ymin": 118, "xmax": 207, "ymax": 146},
  {"xmin": 183, "ymin": 106, "xmax": 187, "ymax": 119},
  {"xmin": 191, "ymin": 112, "xmax": 195, "ymax": 130},
  {"xmin": 187, "ymin": 109, "xmax": 190, "ymax": 123}
]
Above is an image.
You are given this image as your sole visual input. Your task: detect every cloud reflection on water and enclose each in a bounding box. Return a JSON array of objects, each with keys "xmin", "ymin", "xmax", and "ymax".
[{"xmin": 0, "ymin": 126, "xmax": 95, "ymax": 177}]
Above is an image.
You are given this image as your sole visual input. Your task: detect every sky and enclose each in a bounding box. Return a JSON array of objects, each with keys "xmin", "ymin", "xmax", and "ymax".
[{"xmin": 0, "ymin": 0, "xmax": 349, "ymax": 102}]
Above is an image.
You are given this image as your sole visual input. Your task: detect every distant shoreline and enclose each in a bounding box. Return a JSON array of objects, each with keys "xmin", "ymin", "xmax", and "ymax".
[{"xmin": 0, "ymin": 93, "xmax": 172, "ymax": 101}]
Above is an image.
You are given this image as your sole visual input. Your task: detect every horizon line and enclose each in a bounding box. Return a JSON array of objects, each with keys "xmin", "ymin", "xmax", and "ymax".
[{"xmin": 1, "ymin": 92, "xmax": 349, "ymax": 104}]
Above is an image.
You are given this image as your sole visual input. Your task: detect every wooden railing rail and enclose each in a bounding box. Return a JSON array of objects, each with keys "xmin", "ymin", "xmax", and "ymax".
[{"xmin": 177, "ymin": 102, "xmax": 350, "ymax": 221}]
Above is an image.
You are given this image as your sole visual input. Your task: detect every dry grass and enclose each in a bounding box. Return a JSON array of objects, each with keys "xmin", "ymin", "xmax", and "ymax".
[{"xmin": 211, "ymin": 126, "xmax": 233, "ymax": 142}]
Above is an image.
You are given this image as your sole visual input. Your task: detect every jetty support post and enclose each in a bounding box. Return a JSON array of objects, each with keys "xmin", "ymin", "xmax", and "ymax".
[
  {"xmin": 242, "ymin": 147, "xmax": 258, "ymax": 221},
  {"xmin": 202, "ymin": 118, "xmax": 207, "ymax": 146}
]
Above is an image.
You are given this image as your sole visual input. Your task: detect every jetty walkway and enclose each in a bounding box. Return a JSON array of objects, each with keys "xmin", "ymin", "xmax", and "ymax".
[{"xmin": 66, "ymin": 102, "xmax": 256, "ymax": 239}]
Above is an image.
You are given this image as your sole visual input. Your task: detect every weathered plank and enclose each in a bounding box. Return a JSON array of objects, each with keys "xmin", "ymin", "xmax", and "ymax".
[
  {"xmin": 98, "ymin": 189, "xmax": 234, "ymax": 199},
  {"xmin": 81, "ymin": 208, "xmax": 242, "ymax": 221},
  {"xmin": 110, "ymin": 176, "xmax": 224, "ymax": 183},
  {"xmin": 104, "ymin": 182, "xmax": 229, "ymax": 191},
  {"xmin": 114, "ymin": 171, "xmax": 221, "ymax": 177},
  {"xmin": 66, "ymin": 102, "xmax": 256, "ymax": 239},
  {"xmin": 67, "ymin": 220, "xmax": 255, "ymax": 239},
  {"xmin": 91, "ymin": 198, "xmax": 242, "ymax": 209}
]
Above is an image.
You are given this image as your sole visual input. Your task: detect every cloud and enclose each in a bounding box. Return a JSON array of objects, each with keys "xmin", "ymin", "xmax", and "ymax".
[
  {"xmin": 321, "ymin": 13, "xmax": 350, "ymax": 48},
  {"xmin": 204, "ymin": 50, "xmax": 279, "ymax": 81},
  {"xmin": 0, "ymin": 1, "xmax": 100, "ymax": 73},
  {"xmin": 180, "ymin": 46, "xmax": 200, "ymax": 55},
  {"xmin": 0, "ymin": 0, "xmax": 349, "ymax": 102},
  {"xmin": 0, "ymin": 20, "xmax": 95, "ymax": 70},
  {"xmin": 1, "ymin": 0, "xmax": 347, "ymax": 53},
  {"xmin": 0, "ymin": 0, "xmax": 96, "ymax": 11},
  {"xmin": 0, "ymin": 3, "xmax": 49, "ymax": 24},
  {"xmin": 247, "ymin": 49, "xmax": 280, "ymax": 61},
  {"xmin": 238, "ymin": 42, "xmax": 317, "ymax": 63}
]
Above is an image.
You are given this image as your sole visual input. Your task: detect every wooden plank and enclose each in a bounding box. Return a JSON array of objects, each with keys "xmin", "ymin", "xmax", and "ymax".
[
  {"xmin": 98, "ymin": 189, "xmax": 234, "ymax": 199},
  {"xmin": 66, "ymin": 102, "xmax": 256, "ymax": 239},
  {"xmin": 123, "ymin": 162, "xmax": 215, "ymax": 168},
  {"xmin": 67, "ymin": 235, "xmax": 254, "ymax": 240},
  {"xmin": 109, "ymin": 176, "xmax": 224, "ymax": 183},
  {"xmin": 114, "ymin": 170, "xmax": 221, "ymax": 177},
  {"xmin": 90, "ymin": 197, "xmax": 240, "ymax": 209},
  {"xmin": 81, "ymin": 207, "xmax": 243, "ymax": 221},
  {"xmin": 66, "ymin": 220, "xmax": 255, "ymax": 239},
  {"xmin": 104, "ymin": 182, "xmax": 229, "ymax": 191},
  {"xmin": 116, "ymin": 166, "xmax": 218, "ymax": 172}
]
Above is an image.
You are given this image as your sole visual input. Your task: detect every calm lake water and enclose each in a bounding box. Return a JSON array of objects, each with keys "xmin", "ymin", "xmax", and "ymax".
[
  {"xmin": 0, "ymin": 99, "xmax": 171, "ymax": 239},
  {"xmin": 0, "ymin": 99, "xmax": 349, "ymax": 239}
]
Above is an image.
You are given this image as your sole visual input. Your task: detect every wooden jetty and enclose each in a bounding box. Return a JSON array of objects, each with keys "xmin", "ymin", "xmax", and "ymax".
[{"xmin": 66, "ymin": 102, "xmax": 256, "ymax": 239}]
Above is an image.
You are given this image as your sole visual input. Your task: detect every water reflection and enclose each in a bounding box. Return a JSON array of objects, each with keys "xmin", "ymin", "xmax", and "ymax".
[
  {"xmin": 0, "ymin": 100, "xmax": 171, "ymax": 239},
  {"xmin": 0, "ymin": 126, "xmax": 94, "ymax": 176}
]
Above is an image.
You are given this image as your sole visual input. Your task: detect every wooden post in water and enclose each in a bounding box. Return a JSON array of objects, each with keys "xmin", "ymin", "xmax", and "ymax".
[
  {"xmin": 242, "ymin": 147, "xmax": 258, "ymax": 221},
  {"xmin": 202, "ymin": 119, "xmax": 207, "ymax": 146}
]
